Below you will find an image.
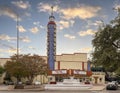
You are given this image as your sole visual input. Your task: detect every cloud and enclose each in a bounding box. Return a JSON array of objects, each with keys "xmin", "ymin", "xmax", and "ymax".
[
  {"xmin": 0, "ymin": 49, "xmax": 4, "ymax": 52},
  {"xmin": 79, "ymin": 47, "xmax": 92, "ymax": 53},
  {"xmin": 33, "ymin": 21, "xmax": 40, "ymax": 25},
  {"xmin": 20, "ymin": 36, "xmax": 31, "ymax": 42},
  {"xmin": 86, "ymin": 20, "xmax": 103, "ymax": 28},
  {"xmin": 64, "ymin": 34, "xmax": 76, "ymax": 39},
  {"xmin": 78, "ymin": 29, "xmax": 96, "ymax": 36},
  {"xmin": 30, "ymin": 27, "xmax": 39, "ymax": 34},
  {"xmin": 0, "ymin": 6, "xmax": 18, "ymax": 21},
  {"xmin": 0, "ymin": 53, "xmax": 4, "ymax": 57},
  {"xmin": 59, "ymin": 20, "xmax": 69, "ymax": 29},
  {"xmin": 0, "ymin": 34, "xmax": 30, "ymax": 43},
  {"xmin": 33, "ymin": 21, "xmax": 45, "ymax": 29},
  {"xmin": 0, "ymin": 43, "xmax": 15, "ymax": 50},
  {"xmin": 92, "ymin": 20, "xmax": 103, "ymax": 26},
  {"xmin": 60, "ymin": 5, "xmax": 101, "ymax": 20},
  {"xmin": 28, "ymin": 46, "xmax": 36, "ymax": 50},
  {"xmin": 0, "ymin": 43, "xmax": 17, "ymax": 54},
  {"xmin": 8, "ymin": 48, "xmax": 17, "ymax": 54},
  {"xmin": 17, "ymin": 25, "xmax": 26, "ymax": 32},
  {"xmin": 58, "ymin": 20, "xmax": 75, "ymax": 30},
  {"xmin": 11, "ymin": 0, "xmax": 31, "ymax": 9},
  {"xmin": 0, "ymin": 34, "xmax": 16, "ymax": 41},
  {"xmin": 37, "ymin": 2, "xmax": 101, "ymax": 20},
  {"xmin": 38, "ymin": 3, "xmax": 58, "ymax": 13}
]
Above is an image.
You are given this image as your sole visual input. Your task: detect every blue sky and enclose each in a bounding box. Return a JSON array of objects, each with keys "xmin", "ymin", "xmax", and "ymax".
[{"xmin": 0, "ymin": 0, "xmax": 119, "ymax": 58}]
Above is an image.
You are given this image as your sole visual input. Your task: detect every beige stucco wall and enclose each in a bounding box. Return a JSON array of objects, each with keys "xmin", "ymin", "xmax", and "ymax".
[
  {"xmin": 56, "ymin": 53, "xmax": 87, "ymax": 62},
  {"xmin": 55, "ymin": 53, "xmax": 87, "ymax": 70},
  {"xmin": 0, "ymin": 58, "xmax": 10, "ymax": 67},
  {"xmin": 91, "ymin": 72, "xmax": 105, "ymax": 84}
]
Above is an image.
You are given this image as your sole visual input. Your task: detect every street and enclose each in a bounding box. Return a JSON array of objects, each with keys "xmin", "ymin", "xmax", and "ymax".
[{"xmin": 0, "ymin": 90, "xmax": 120, "ymax": 93}]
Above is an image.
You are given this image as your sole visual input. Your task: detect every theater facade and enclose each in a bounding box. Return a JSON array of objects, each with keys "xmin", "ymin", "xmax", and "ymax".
[
  {"xmin": 0, "ymin": 53, "xmax": 105, "ymax": 84},
  {"xmin": 45, "ymin": 53, "xmax": 92, "ymax": 83}
]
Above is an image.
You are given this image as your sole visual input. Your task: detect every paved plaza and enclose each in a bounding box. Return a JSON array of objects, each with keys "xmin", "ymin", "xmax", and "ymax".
[
  {"xmin": 0, "ymin": 90, "xmax": 120, "ymax": 93},
  {"xmin": 0, "ymin": 84, "xmax": 120, "ymax": 93}
]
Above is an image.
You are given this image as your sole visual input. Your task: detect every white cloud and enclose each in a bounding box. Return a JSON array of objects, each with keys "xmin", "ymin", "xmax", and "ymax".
[
  {"xmin": 79, "ymin": 47, "xmax": 92, "ymax": 53},
  {"xmin": 0, "ymin": 43, "xmax": 15, "ymax": 50},
  {"xmin": 59, "ymin": 20, "xmax": 69, "ymax": 29},
  {"xmin": 38, "ymin": 3, "xmax": 58, "ymax": 14},
  {"xmin": 58, "ymin": 20, "xmax": 75, "ymax": 30},
  {"xmin": 70, "ymin": 20, "xmax": 75, "ymax": 26},
  {"xmin": 93, "ymin": 20, "xmax": 103, "ymax": 26},
  {"xmin": 37, "ymin": 2, "xmax": 101, "ymax": 20},
  {"xmin": 33, "ymin": 21, "xmax": 40, "ymax": 25},
  {"xmin": 28, "ymin": 46, "xmax": 36, "ymax": 50},
  {"xmin": 30, "ymin": 27, "xmax": 39, "ymax": 34},
  {"xmin": 64, "ymin": 34, "xmax": 76, "ymax": 39},
  {"xmin": 86, "ymin": 20, "xmax": 103, "ymax": 28},
  {"xmin": 60, "ymin": 5, "xmax": 101, "ymax": 20},
  {"xmin": 78, "ymin": 29, "xmax": 96, "ymax": 36},
  {"xmin": 3, "ymin": 48, "xmax": 20, "ymax": 54},
  {"xmin": 0, "ymin": 34, "xmax": 16, "ymax": 41},
  {"xmin": 0, "ymin": 53, "xmax": 4, "ymax": 57},
  {"xmin": 0, "ymin": 34, "xmax": 31, "ymax": 43},
  {"xmin": 8, "ymin": 48, "xmax": 17, "ymax": 54},
  {"xmin": 11, "ymin": 0, "xmax": 30, "ymax": 9},
  {"xmin": 17, "ymin": 25, "xmax": 26, "ymax": 32},
  {"xmin": 33, "ymin": 21, "xmax": 45, "ymax": 29},
  {"xmin": 0, "ymin": 6, "xmax": 18, "ymax": 21},
  {"xmin": 20, "ymin": 36, "xmax": 31, "ymax": 43},
  {"xmin": 0, "ymin": 49, "xmax": 5, "ymax": 52}
]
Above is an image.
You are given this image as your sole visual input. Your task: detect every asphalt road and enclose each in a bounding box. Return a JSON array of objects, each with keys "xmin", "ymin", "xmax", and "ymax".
[{"xmin": 0, "ymin": 90, "xmax": 120, "ymax": 93}]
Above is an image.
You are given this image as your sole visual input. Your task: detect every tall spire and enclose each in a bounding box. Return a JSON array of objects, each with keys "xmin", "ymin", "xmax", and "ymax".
[{"xmin": 49, "ymin": 6, "xmax": 55, "ymax": 21}]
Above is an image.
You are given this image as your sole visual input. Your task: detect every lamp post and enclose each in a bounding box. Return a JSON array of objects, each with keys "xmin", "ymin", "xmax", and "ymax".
[{"xmin": 17, "ymin": 14, "xmax": 19, "ymax": 57}]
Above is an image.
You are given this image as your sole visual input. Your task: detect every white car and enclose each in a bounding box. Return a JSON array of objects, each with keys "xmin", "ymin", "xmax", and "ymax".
[{"xmin": 34, "ymin": 81, "xmax": 41, "ymax": 85}]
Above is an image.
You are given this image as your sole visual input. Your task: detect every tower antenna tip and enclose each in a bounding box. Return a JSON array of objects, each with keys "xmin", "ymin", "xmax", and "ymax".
[{"xmin": 51, "ymin": 6, "xmax": 54, "ymax": 16}]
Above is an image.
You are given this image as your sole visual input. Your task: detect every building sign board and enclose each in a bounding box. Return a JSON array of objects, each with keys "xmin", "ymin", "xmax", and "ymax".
[
  {"xmin": 74, "ymin": 70, "xmax": 86, "ymax": 75},
  {"xmin": 52, "ymin": 70, "xmax": 67, "ymax": 74}
]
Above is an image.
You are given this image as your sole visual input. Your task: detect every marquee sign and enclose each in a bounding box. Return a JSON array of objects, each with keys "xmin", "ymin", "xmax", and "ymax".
[
  {"xmin": 52, "ymin": 70, "xmax": 67, "ymax": 74},
  {"xmin": 73, "ymin": 70, "xmax": 86, "ymax": 75}
]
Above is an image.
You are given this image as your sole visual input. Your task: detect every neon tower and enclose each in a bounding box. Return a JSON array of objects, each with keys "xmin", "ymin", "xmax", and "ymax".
[{"xmin": 47, "ymin": 7, "xmax": 56, "ymax": 70}]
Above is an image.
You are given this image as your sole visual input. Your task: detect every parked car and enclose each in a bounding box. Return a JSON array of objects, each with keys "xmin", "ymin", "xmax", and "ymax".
[
  {"xmin": 34, "ymin": 81, "xmax": 41, "ymax": 85},
  {"xmin": 84, "ymin": 80, "xmax": 90, "ymax": 84},
  {"xmin": 25, "ymin": 81, "xmax": 31, "ymax": 85},
  {"xmin": 3, "ymin": 81, "xmax": 14, "ymax": 85},
  {"xmin": 106, "ymin": 81, "xmax": 118, "ymax": 90}
]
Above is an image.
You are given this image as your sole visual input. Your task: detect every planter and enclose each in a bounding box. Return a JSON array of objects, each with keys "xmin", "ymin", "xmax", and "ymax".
[{"xmin": 14, "ymin": 84, "xmax": 24, "ymax": 89}]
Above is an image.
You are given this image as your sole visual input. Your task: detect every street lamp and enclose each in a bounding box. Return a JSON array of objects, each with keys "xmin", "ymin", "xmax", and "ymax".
[{"xmin": 17, "ymin": 14, "xmax": 19, "ymax": 56}]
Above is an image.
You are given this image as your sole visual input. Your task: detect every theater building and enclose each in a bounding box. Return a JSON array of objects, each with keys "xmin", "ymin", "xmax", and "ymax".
[
  {"xmin": 46, "ymin": 53, "xmax": 92, "ymax": 83},
  {"xmin": 0, "ymin": 53, "xmax": 106, "ymax": 84}
]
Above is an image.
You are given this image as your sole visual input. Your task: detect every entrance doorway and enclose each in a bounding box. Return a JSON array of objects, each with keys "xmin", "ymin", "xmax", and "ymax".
[{"xmin": 94, "ymin": 77, "xmax": 98, "ymax": 84}]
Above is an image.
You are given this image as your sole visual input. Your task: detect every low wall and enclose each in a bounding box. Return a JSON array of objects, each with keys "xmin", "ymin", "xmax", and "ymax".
[{"xmin": 0, "ymin": 85, "xmax": 14, "ymax": 90}]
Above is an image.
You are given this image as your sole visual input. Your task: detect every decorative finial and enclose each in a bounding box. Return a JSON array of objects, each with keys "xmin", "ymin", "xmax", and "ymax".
[{"xmin": 51, "ymin": 6, "xmax": 53, "ymax": 16}]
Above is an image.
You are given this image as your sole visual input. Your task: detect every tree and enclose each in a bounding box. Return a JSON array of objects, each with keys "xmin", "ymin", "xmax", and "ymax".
[
  {"xmin": 0, "ymin": 66, "xmax": 5, "ymax": 76},
  {"xmin": 4, "ymin": 58, "xmax": 27, "ymax": 82},
  {"xmin": 4, "ymin": 54, "xmax": 48, "ymax": 84},
  {"xmin": 92, "ymin": 9, "xmax": 120, "ymax": 75},
  {"xmin": 19, "ymin": 54, "xmax": 48, "ymax": 83}
]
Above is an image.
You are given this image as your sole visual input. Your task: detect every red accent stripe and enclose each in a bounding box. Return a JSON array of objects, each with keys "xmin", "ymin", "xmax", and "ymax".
[
  {"xmin": 48, "ymin": 21, "xmax": 56, "ymax": 25},
  {"xmin": 82, "ymin": 62, "xmax": 84, "ymax": 70},
  {"xmin": 58, "ymin": 61, "xmax": 60, "ymax": 70}
]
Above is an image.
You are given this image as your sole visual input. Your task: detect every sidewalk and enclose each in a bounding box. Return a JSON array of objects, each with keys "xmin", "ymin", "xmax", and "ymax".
[
  {"xmin": 0, "ymin": 84, "xmax": 45, "ymax": 91},
  {"xmin": 0, "ymin": 84, "xmax": 106, "ymax": 91},
  {"xmin": 89, "ymin": 84, "xmax": 106, "ymax": 91}
]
